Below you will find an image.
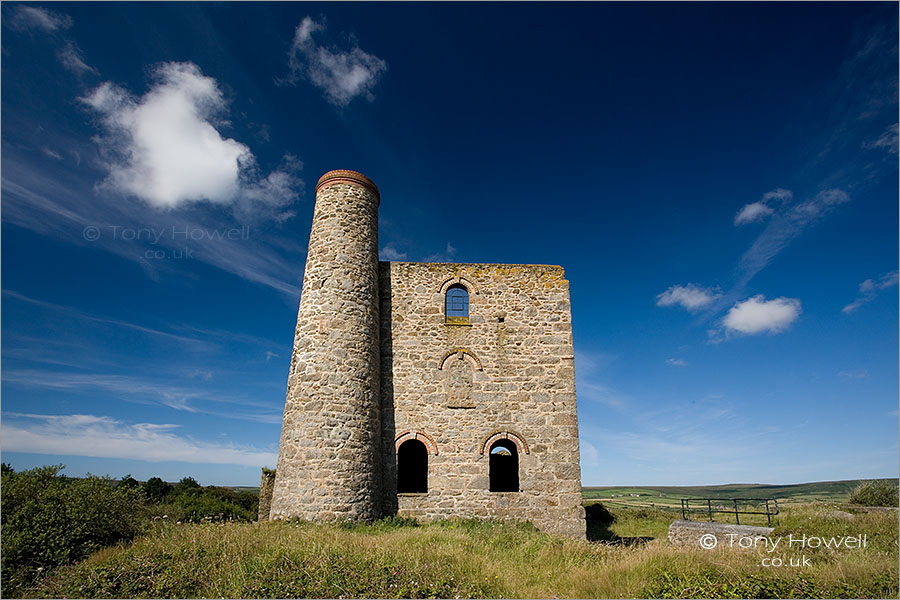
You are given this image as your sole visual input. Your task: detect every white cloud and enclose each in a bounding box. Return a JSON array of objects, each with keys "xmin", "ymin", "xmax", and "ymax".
[
  {"xmin": 1, "ymin": 413, "xmax": 276, "ymax": 467},
  {"xmin": 842, "ymin": 269, "xmax": 899, "ymax": 313},
  {"xmin": 734, "ymin": 201, "xmax": 774, "ymax": 225},
  {"xmin": 9, "ymin": 6, "xmax": 72, "ymax": 32},
  {"xmin": 863, "ymin": 122, "xmax": 899, "ymax": 155},
  {"xmin": 762, "ymin": 188, "xmax": 794, "ymax": 204},
  {"xmin": 722, "ymin": 295, "xmax": 801, "ymax": 335},
  {"xmin": 82, "ymin": 62, "xmax": 301, "ymax": 215},
  {"xmin": 380, "ymin": 243, "xmax": 408, "ymax": 261},
  {"xmin": 265, "ymin": 351, "xmax": 279, "ymax": 361},
  {"xmin": 57, "ymin": 42, "xmax": 97, "ymax": 75},
  {"xmin": 283, "ymin": 16, "xmax": 387, "ymax": 107},
  {"xmin": 656, "ymin": 283, "xmax": 721, "ymax": 312},
  {"xmin": 665, "ymin": 358, "xmax": 687, "ymax": 367},
  {"xmin": 734, "ymin": 188, "xmax": 793, "ymax": 226}
]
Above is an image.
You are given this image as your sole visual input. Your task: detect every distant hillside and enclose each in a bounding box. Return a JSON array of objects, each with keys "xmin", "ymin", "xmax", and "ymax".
[{"xmin": 583, "ymin": 478, "xmax": 899, "ymax": 506}]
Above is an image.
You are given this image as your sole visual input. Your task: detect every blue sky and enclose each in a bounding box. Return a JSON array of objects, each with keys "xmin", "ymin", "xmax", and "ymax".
[{"xmin": 2, "ymin": 2, "xmax": 897, "ymax": 487}]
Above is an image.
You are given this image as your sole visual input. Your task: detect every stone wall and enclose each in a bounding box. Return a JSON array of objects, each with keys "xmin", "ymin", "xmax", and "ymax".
[
  {"xmin": 270, "ymin": 170, "xmax": 382, "ymax": 522},
  {"xmin": 258, "ymin": 469, "xmax": 275, "ymax": 521},
  {"xmin": 379, "ymin": 262, "xmax": 585, "ymax": 538}
]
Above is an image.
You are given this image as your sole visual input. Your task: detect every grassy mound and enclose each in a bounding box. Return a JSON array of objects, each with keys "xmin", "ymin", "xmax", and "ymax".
[{"xmin": 23, "ymin": 505, "xmax": 899, "ymax": 599}]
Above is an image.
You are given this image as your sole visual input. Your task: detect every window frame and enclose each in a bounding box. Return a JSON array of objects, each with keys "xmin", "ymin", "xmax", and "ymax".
[{"xmin": 445, "ymin": 284, "xmax": 470, "ymax": 324}]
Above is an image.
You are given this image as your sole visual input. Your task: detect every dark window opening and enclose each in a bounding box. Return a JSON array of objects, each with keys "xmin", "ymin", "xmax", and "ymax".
[
  {"xmin": 445, "ymin": 285, "xmax": 469, "ymax": 318},
  {"xmin": 397, "ymin": 439, "xmax": 428, "ymax": 493},
  {"xmin": 489, "ymin": 440, "xmax": 519, "ymax": 492}
]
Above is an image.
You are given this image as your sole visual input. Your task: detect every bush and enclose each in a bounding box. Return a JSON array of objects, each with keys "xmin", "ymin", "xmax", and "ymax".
[
  {"xmin": 848, "ymin": 480, "xmax": 899, "ymax": 507},
  {"xmin": 143, "ymin": 476, "xmax": 174, "ymax": 503},
  {"xmin": 175, "ymin": 491, "xmax": 255, "ymax": 523},
  {"xmin": 1, "ymin": 465, "xmax": 145, "ymax": 597}
]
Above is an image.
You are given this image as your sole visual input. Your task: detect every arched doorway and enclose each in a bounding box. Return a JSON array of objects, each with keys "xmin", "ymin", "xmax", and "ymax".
[
  {"xmin": 489, "ymin": 439, "xmax": 519, "ymax": 492},
  {"xmin": 397, "ymin": 439, "xmax": 428, "ymax": 493}
]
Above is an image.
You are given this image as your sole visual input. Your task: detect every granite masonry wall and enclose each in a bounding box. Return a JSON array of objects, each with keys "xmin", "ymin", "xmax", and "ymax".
[
  {"xmin": 667, "ymin": 520, "xmax": 774, "ymax": 548},
  {"xmin": 379, "ymin": 262, "xmax": 586, "ymax": 538},
  {"xmin": 258, "ymin": 469, "xmax": 275, "ymax": 521},
  {"xmin": 270, "ymin": 171, "xmax": 382, "ymax": 522}
]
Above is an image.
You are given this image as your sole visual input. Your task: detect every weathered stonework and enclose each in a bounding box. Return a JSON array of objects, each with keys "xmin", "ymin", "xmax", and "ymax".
[
  {"xmin": 270, "ymin": 169, "xmax": 585, "ymax": 538},
  {"xmin": 258, "ymin": 469, "xmax": 275, "ymax": 521},
  {"xmin": 667, "ymin": 520, "xmax": 774, "ymax": 548},
  {"xmin": 270, "ymin": 170, "xmax": 381, "ymax": 522},
  {"xmin": 380, "ymin": 263, "xmax": 585, "ymax": 537}
]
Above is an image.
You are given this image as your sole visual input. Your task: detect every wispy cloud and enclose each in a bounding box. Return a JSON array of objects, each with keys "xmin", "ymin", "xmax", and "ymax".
[
  {"xmin": 721, "ymin": 295, "xmax": 801, "ymax": 336},
  {"xmin": 3, "ymin": 290, "xmax": 210, "ymax": 346},
  {"xmin": 380, "ymin": 243, "xmax": 408, "ymax": 261},
  {"xmin": 1, "ymin": 413, "xmax": 277, "ymax": 467},
  {"xmin": 842, "ymin": 270, "xmax": 899, "ymax": 313},
  {"xmin": 735, "ymin": 188, "xmax": 849, "ymax": 289},
  {"xmin": 282, "ymin": 16, "xmax": 387, "ymax": 107},
  {"xmin": 82, "ymin": 62, "xmax": 302, "ymax": 216},
  {"xmin": 8, "ymin": 5, "xmax": 72, "ymax": 32},
  {"xmin": 575, "ymin": 351, "xmax": 626, "ymax": 409},
  {"xmin": 2, "ymin": 369, "xmax": 280, "ymax": 424},
  {"xmin": 6, "ymin": 6, "xmax": 98, "ymax": 76},
  {"xmin": 189, "ymin": 369, "xmax": 213, "ymax": 381},
  {"xmin": 665, "ymin": 358, "xmax": 687, "ymax": 367},
  {"xmin": 423, "ymin": 242, "xmax": 458, "ymax": 263},
  {"xmin": 41, "ymin": 147, "xmax": 64, "ymax": 160},
  {"xmin": 839, "ymin": 369, "xmax": 869, "ymax": 379},
  {"xmin": 656, "ymin": 284, "xmax": 721, "ymax": 312},
  {"xmin": 2, "ymin": 154, "xmax": 304, "ymax": 296},
  {"xmin": 578, "ymin": 399, "xmax": 791, "ymax": 485},
  {"xmin": 863, "ymin": 122, "xmax": 899, "ymax": 155},
  {"xmin": 57, "ymin": 42, "xmax": 98, "ymax": 75}
]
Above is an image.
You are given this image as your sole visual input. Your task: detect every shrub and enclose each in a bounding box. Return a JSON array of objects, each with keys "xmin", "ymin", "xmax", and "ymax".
[
  {"xmin": 175, "ymin": 491, "xmax": 255, "ymax": 523},
  {"xmin": 1, "ymin": 465, "xmax": 145, "ymax": 597},
  {"xmin": 143, "ymin": 476, "xmax": 174, "ymax": 503},
  {"xmin": 174, "ymin": 476, "xmax": 201, "ymax": 495},
  {"xmin": 202, "ymin": 484, "xmax": 259, "ymax": 513},
  {"xmin": 117, "ymin": 474, "xmax": 140, "ymax": 490},
  {"xmin": 848, "ymin": 480, "xmax": 899, "ymax": 507}
]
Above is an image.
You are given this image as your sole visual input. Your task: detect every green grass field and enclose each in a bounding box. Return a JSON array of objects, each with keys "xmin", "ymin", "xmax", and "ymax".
[
  {"xmin": 27, "ymin": 503, "xmax": 898, "ymax": 599},
  {"xmin": 582, "ymin": 478, "xmax": 898, "ymax": 509}
]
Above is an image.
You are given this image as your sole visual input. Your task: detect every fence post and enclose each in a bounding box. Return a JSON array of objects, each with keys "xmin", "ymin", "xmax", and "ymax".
[
  {"xmin": 733, "ymin": 499, "xmax": 740, "ymax": 525},
  {"xmin": 707, "ymin": 499, "xmax": 713, "ymax": 522}
]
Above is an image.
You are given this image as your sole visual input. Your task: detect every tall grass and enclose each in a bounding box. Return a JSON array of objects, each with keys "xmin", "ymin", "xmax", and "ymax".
[
  {"xmin": 29, "ymin": 503, "xmax": 898, "ymax": 599},
  {"xmin": 848, "ymin": 480, "xmax": 899, "ymax": 507}
]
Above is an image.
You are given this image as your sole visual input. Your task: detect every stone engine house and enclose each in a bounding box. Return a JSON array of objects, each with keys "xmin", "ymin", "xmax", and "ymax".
[{"xmin": 266, "ymin": 169, "xmax": 585, "ymax": 537}]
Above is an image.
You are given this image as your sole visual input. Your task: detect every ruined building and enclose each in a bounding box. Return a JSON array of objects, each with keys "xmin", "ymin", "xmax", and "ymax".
[{"xmin": 264, "ymin": 169, "xmax": 585, "ymax": 537}]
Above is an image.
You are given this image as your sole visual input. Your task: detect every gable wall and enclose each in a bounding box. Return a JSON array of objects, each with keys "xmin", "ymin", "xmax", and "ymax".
[{"xmin": 379, "ymin": 262, "xmax": 585, "ymax": 537}]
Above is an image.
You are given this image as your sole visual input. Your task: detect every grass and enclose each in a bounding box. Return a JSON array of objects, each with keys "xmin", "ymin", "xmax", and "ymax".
[
  {"xmin": 582, "ymin": 478, "xmax": 900, "ymax": 508},
  {"xmin": 26, "ymin": 503, "xmax": 898, "ymax": 599}
]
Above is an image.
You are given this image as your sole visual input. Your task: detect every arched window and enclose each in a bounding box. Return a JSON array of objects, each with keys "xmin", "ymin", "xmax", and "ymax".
[
  {"xmin": 445, "ymin": 284, "xmax": 469, "ymax": 321},
  {"xmin": 489, "ymin": 440, "xmax": 519, "ymax": 492},
  {"xmin": 397, "ymin": 439, "xmax": 428, "ymax": 493}
]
